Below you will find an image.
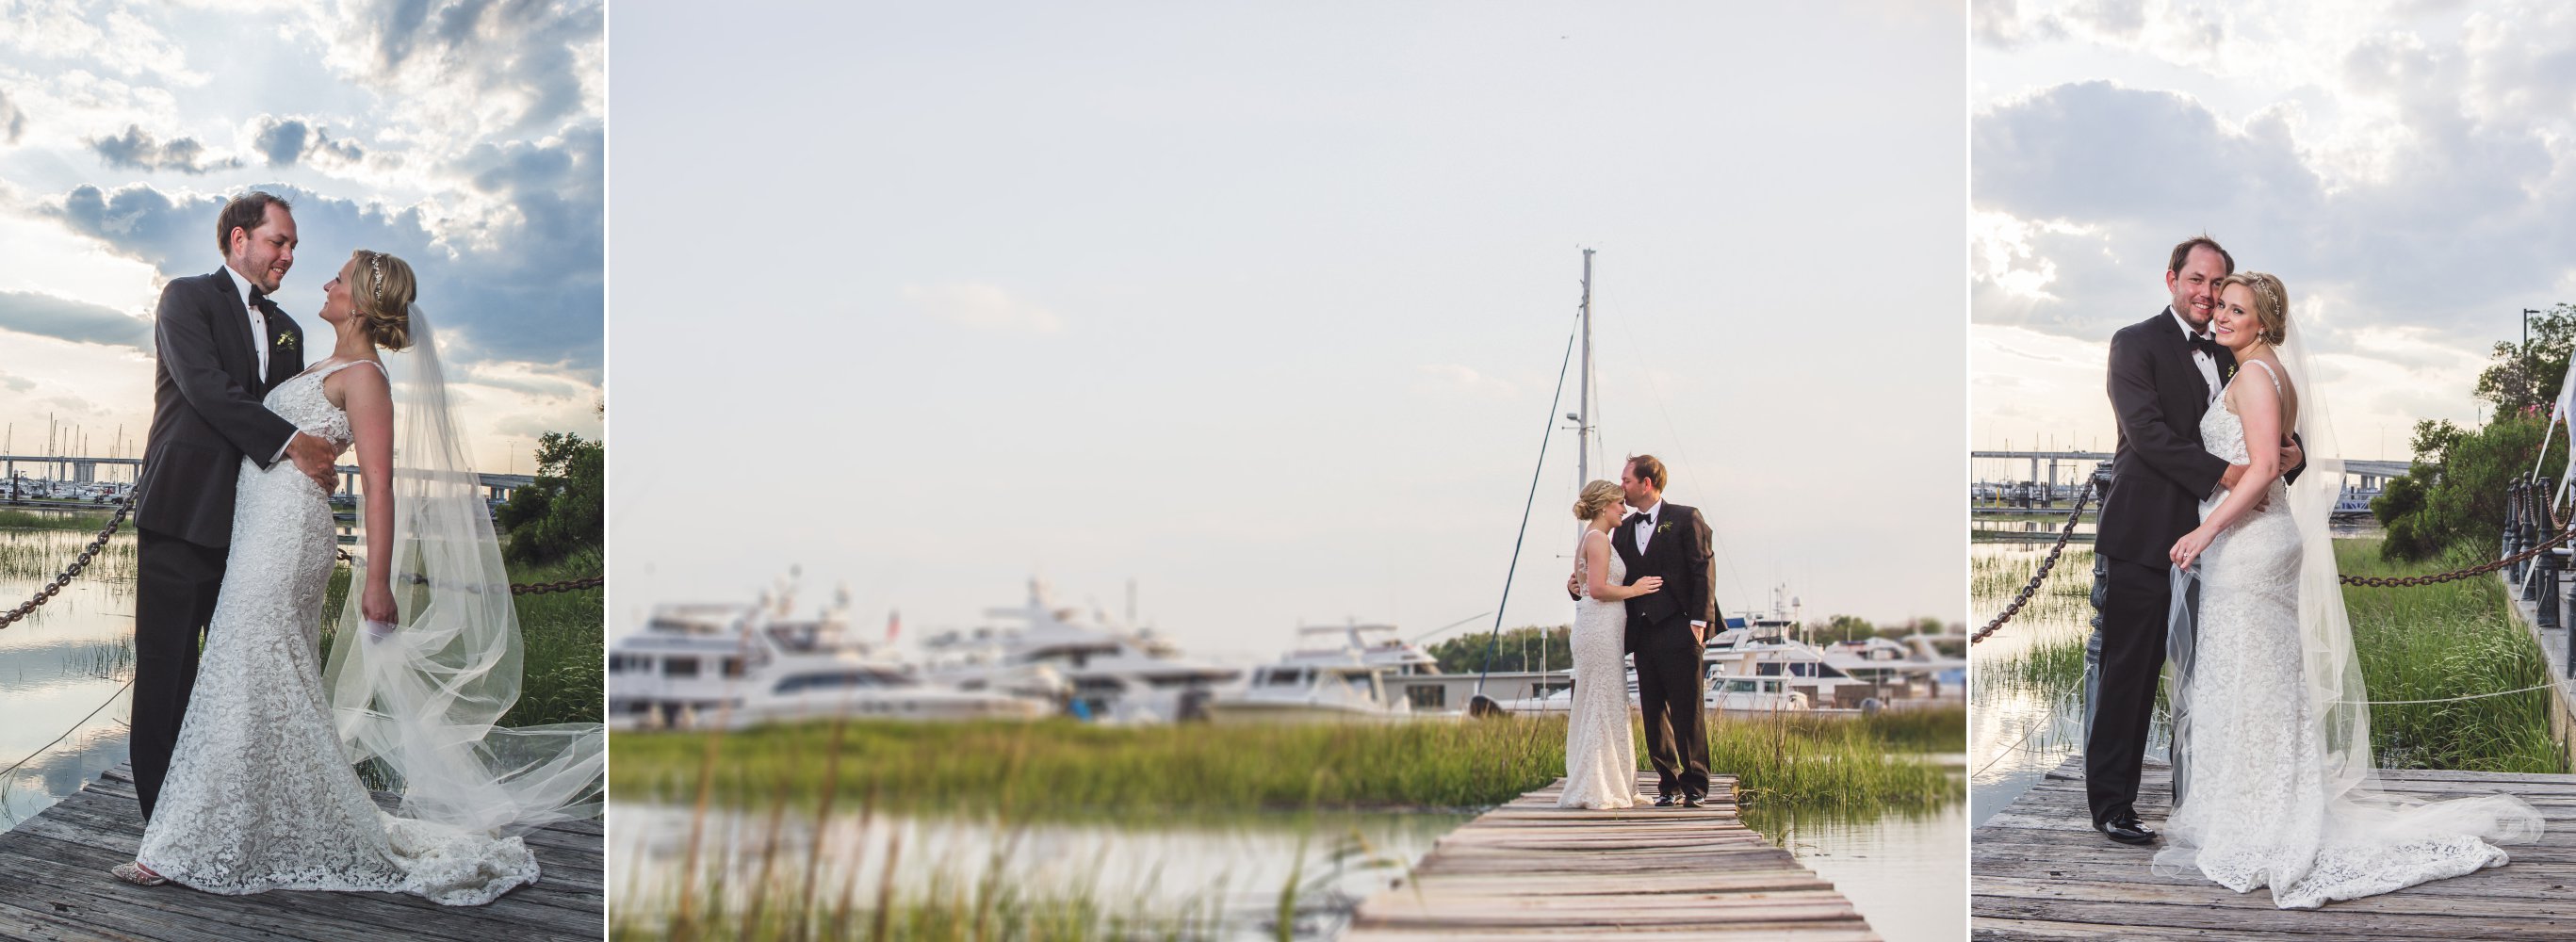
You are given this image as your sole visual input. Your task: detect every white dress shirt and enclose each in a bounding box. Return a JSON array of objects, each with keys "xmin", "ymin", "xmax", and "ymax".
[
  {"xmin": 227, "ymin": 266, "xmax": 269, "ymax": 380},
  {"xmin": 1630, "ymin": 500, "xmax": 1662, "ymax": 554},
  {"xmin": 227, "ymin": 266, "xmax": 299, "ymax": 464},
  {"xmin": 2172, "ymin": 307, "xmax": 2220, "ymax": 403}
]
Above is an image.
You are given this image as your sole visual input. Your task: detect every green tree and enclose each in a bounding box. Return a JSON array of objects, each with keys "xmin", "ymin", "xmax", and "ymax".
[
  {"xmin": 2372, "ymin": 414, "xmax": 2566, "ymax": 561},
  {"xmin": 2473, "ymin": 303, "xmax": 2576, "ymax": 420},
  {"xmin": 1425, "ymin": 625, "xmax": 1572, "ymax": 674},
  {"xmin": 494, "ymin": 431, "xmax": 603, "ymax": 565}
]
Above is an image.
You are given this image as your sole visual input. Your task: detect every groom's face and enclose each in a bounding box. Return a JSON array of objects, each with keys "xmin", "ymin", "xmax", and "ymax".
[
  {"xmin": 227, "ymin": 204, "xmax": 299, "ymax": 294},
  {"xmin": 2164, "ymin": 245, "xmax": 2227, "ymax": 330},
  {"xmin": 1620, "ymin": 463, "xmax": 1653, "ymax": 507}
]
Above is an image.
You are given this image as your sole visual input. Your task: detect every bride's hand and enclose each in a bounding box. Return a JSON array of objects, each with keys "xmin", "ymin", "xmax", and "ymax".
[
  {"xmin": 362, "ymin": 581, "xmax": 397, "ymax": 625},
  {"xmin": 1631, "ymin": 576, "xmax": 1664, "ymax": 594},
  {"xmin": 2170, "ymin": 528, "xmax": 2215, "ymax": 570}
]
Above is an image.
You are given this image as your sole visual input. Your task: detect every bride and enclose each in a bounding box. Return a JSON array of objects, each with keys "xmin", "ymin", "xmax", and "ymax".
[
  {"xmin": 2158, "ymin": 271, "xmax": 2541, "ymax": 908},
  {"xmin": 114, "ymin": 250, "xmax": 604, "ymax": 904},
  {"xmin": 1559, "ymin": 479, "xmax": 1661, "ymax": 809}
]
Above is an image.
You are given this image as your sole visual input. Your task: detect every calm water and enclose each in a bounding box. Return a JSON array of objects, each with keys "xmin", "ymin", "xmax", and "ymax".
[
  {"xmin": 0, "ymin": 527, "xmax": 139, "ymax": 826},
  {"xmin": 613, "ymin": 792, "xmax": 1965, "ymax": 940},
  {"xmin": 1969, "ymin": 539, "xmax": 2133, "ymax": 826}
]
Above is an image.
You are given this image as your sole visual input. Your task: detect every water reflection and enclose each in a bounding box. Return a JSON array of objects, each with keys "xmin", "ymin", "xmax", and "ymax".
[
  {"xmin": 1748, "ymin": 800, "xmax": 1966, "ymax": 942},
  {"xmin": 0, "ymin": 526, "xmax": 139, "ymax": 826},
  {"xmin": 611, "ymin": 804, "xmax": 1465, "ymax": 939}
]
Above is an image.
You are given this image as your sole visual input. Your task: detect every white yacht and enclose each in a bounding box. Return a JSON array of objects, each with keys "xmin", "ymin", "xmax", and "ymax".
[
  {"xmin": 1207, "ymin": 621, "xmax": 1443, "ymax": 723},
  {"xmin": 918, "ymin": 578, "xmax": 1241, "ymax": 723},
  {"xmin": 608, "ymin": 582, "xmax": 1053, "ymax": 730}
]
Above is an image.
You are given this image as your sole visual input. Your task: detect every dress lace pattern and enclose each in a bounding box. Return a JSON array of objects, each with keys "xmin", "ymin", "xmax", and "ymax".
[
  {"xmin": 134, "ymin": 361, "xmax": 540, "ymax": 906},
  {"xmin": 1559, "ymin": 532, "xmax": 1642, "ymax": 809},
  {"xmin": 2157, "ymin": 362, "xmax": 2520, "ymax": 909}
]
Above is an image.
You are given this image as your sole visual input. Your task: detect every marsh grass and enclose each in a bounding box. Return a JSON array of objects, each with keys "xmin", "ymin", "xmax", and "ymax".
[
  {"xmin": 613, "ymin": 708, "xmax": 1962, "ymax": 820},
  {"xmin": 2339, "ymin": 540, "xmax": 2567, "ymax": 772},
  {"xmin": 0, "ymin": 509, "xmax": 112, "ymax": 531},
  {"xmin": 0, "ymin": 530, "xmax": 139, "ymax": 585}
]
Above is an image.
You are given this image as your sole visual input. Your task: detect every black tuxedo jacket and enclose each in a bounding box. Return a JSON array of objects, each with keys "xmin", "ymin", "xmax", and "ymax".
[
  {"xmin": 138, "ymin": 268, "xmax": 304, "ymax": 547},
  {"xmin": 2096, "ymin": 307, "xmax": 2303, "ymax": 566},
  {"xmin": 1613, "ymin": 502, "xmax": 1718, "ymax": 645}
]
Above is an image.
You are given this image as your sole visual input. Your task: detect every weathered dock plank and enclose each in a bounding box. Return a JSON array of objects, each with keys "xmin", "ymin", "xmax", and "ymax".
[
  {"xmin": 1972, "ymin": 755, "xmax": 2576, "ymax": 940},
  {"xmin": 0, "ymin": 765, "xmax": 602, "ymax": 942},
  {"xmin": 1345, "ymin": 771, "xmax": 1880, "ymax": 940}
]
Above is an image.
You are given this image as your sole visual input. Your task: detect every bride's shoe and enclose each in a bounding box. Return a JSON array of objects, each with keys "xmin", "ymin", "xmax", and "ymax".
[{"xmin": 110, "ymin": 861, "xmax": 168, "ymax": 886}]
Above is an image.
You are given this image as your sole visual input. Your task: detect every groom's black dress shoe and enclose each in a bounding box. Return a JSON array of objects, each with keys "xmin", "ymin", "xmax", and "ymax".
[
  {"xmin": 2098, "ymin": 814, "xmax": 2158, "ymax": 845},
  {"xmin": 1678, "ymin": 794, "xmax": 1708, "ymax": 808},
  {"xmin": 1654, "ymin": 794, "xmax": 1675, "ymax": 807}
]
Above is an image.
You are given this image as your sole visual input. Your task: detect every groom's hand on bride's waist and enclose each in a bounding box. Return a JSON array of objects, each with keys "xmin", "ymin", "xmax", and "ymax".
[{"xmin": 285, "ymin": 431, "xmax": 339, "ymax": 493}]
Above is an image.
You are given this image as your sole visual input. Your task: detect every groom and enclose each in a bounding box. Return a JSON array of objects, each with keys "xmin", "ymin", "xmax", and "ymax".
[
  {"xmin": 2089, "ymin": 235, "xmax": 2300, "ymax": 845},
  {"xmin": 1613, "ymin": 455, "xmax": 1717, "ymax": 807},
  {"xmin": 132, "ymin": 191, "xmax": 339, "ymax": 820}
]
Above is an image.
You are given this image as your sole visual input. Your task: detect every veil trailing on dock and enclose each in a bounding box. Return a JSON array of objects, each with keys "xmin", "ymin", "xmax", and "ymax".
[{"xmin": 322, "ymin": 305, "xmax": 605, "ymax": 836}]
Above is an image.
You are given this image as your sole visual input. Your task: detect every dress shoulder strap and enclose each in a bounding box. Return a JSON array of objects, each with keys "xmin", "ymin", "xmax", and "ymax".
[{"xmin": 2242, "ymin": 357, "xmax": 2281, "ymax": 393}]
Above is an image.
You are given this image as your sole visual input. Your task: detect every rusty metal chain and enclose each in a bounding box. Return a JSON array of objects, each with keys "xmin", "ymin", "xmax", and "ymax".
[
  {"xmin": 0, "ymin": 498, "xmax": 138, "ymax": 629},
  {"xmin": 333, "ymin": 547, "xmax": 600, "ymax": 596},
  {"xmin": 1971, "ymin": 479, "xmax": 2100, "ymax": 645}
]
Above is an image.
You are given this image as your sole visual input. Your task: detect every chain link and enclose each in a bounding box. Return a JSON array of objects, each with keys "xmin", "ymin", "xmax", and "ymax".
[
  {"xmin": 1971, "ymin": 479, "xmax": 2099, "ymax": 645},
  {"xmin": 0, "ymin": 498, "xmax": 137, "ymax": 629},
  {"xmin": 333, "ymin": 547, "xmax": 600, "ymax": 595}
]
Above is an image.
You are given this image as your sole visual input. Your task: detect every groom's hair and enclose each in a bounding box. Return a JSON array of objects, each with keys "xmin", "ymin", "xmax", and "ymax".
[
  {"xmin": 216, "ymin": 191, "xmax": 293, "ymax": 256},
  {"xmin": 1626, "ymin": 454, "xmax": 1668, "ymax": 491},
  {"xmin": 2166, "ymin": 235, "xmax": 2234, "ymax": 277}
]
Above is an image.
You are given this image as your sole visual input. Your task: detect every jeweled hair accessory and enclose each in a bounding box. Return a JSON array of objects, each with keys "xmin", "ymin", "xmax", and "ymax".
[{"xmin": 367, "ymin": 252, "xmax": 384, "ymax": 305}]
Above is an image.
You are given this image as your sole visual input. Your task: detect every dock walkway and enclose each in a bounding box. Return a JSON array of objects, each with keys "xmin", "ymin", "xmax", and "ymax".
[
  {"xmin": 1971, "ymin": 754, "xmax": 2576, "ymax": 939},
  {"xmin": 1345, "ymin": 771, "xmax": 1878, "ymax": 940},
  {"xmin": 0, "ymin": 764, "xmax": 601, "ymax": 941}
]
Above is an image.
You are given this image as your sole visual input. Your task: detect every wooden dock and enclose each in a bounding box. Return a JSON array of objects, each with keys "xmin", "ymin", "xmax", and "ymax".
[
  {"xmin": 1345, "ymin": 771, "xmax": 1879, "ymax": 940},
  {"xmin": 0, "ymin": 764, "xmax": 601, "ymax": 941},
  {"xmin": 1972, "ymin": 755, "xmax": 2576, "ymax": 939}
]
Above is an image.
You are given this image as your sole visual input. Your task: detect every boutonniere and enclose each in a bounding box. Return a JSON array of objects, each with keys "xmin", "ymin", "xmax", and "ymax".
[
  {"xmin": 2224, "ymin": 362, "xmax": 2236, "ymax": 381},
  {"xmin": 276, "ymin": 332, "xmax": 296, "ymax": 349},
  {"xmin": 1656, "ymin": 522, "xmax": 1671, "ymax": 535}
]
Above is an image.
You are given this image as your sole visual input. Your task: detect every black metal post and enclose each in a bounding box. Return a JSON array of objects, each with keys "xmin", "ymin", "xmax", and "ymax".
[{"xmin": 2080, "ymin": 462, "xmax": 2113, "ymax": 743}]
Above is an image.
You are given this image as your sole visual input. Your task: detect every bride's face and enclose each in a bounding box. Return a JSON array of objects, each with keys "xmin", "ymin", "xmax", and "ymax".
[
  {"xmin": 2211, "ymin": 284, "xmax": 2261, "ymax": 350},
  {"xmin": 318, "ymin": 256, "xmax": 359, "ymax": 326}
]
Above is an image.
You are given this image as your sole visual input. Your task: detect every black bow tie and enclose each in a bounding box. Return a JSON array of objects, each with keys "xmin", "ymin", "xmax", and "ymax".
[
  {"xmin": 2189, "ymin": 333, "xmax": 2224, "ymax": 359},
  {"xmin": 1626, "ymin": 513, "xmax": 1651, "ymax": 528},
  {"xmin": 247, "ymin": 289, "xmax": 268, "ymax": 310}
]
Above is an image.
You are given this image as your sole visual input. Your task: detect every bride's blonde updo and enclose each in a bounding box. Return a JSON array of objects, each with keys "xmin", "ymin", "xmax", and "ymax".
[
  {"xmin": 2219, "ymin": 271, "xmax": 2289, "ymax": 345},
  {"xmin": 1573, "ymin": 479, "xmax": 1624, "ymax": 522},
  {"xmin": 349, "ymin": 250, "xmax": 418, "ymax": 351}
]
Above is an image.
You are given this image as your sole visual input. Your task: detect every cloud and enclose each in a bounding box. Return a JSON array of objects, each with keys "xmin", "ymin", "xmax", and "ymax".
[
  {"xmin": 0, "ymin": 1, "xmax": 204, "ymax": 85},
  {"xmin": 48, "ymin": 175, "xmax": 601, "ymax": 372},
  {"xmin": 0, "ymin": 290, "xmax": 150, "ymax": 349},
  {"xmin": 250, "ymin": 115, "xmax": 365, "ymax": 168},
  {"xmin": 1413, "ymin": 363, "xmax": 1518, "ymax": 398},
  {"xmin": 315, "ymin": 0, "xmax": 604, "ymax": 142},
  {"xmin": 89, "ymin": 123, "xmax": 241, "ymax": 174},
  {"xmin": 902, "ymin": 283, "xmax": 1065, "ymax": 334},
  {"xmin": 0, "ymin": 88, "xmax": 23, "ymax": 143}
]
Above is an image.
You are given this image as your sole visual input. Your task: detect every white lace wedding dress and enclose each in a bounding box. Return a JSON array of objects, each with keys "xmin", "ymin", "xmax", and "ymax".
[
  {"xmin": 1559, "ymin": 530, "xmax": 1642, "ymax": 809},
  {"xmin": 2155, "ymin": 359, "xmax": 2538, "ymax": 908},
  {"xmin": 134, "ymin": 360, "xmax": 540, "ymax": 906}
]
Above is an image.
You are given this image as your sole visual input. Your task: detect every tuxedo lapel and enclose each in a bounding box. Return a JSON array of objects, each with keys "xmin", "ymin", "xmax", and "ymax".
[
  {"xmin": 207, "ymin": 268, "xmax": 264, "ymax": 393},
  {"xmin": 259, "ymin": 301, "xmax": 299, "ymax": 390}
]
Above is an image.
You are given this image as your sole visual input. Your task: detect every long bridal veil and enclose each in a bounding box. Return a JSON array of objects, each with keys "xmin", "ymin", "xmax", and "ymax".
[
  {"xmin": 322, "ymin": 305, "xmax": 605, "ymax": 836},
  {"xmin": 2160, "ymin": 300, "xmax": 2540, "ymax": 886}
]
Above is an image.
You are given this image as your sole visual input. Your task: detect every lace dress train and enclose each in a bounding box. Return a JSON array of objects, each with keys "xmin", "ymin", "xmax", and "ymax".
[{"xmin": 134, "ymin": 361, "xmax": 539, "ymax": 906}]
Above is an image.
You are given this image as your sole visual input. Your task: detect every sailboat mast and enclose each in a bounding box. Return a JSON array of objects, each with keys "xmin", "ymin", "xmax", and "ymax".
[{"xmin": 1576, "ymin": 248, "xmax": 1594, "ymax": 489}]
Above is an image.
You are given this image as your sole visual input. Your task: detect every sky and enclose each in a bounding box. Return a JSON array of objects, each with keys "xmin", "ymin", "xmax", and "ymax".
[
  {"xmin": 608, "ymin": 1, "xmax": 1967, "ymax": 661},
  {"xmin": 1971, "ymin": 0, "xmax": 2576, "ymax": 475},
  {"xmin": 0, "ymin": 0, "xmax": 602, "ymax": 476}
]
